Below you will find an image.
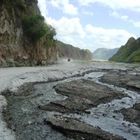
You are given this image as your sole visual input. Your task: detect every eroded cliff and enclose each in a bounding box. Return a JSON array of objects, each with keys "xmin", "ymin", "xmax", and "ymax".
[
  {"xmin": 57, "ymin": 41, "xmax": 92, "ymax": 60},
  {"xmin": 0, "ymin": 0, "xmax": 57, "ymax": 67}
]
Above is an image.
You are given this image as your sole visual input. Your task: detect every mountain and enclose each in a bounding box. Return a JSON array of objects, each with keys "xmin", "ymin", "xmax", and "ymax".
[
  {"xmin": 110, "ymin": 37, "xmax": 140, "ymax": 63},
  {"xmin": 57, "ymin": 41, "xmax": 92, "ymax": 60},
  {"xmin": 92, "ymin": 48, "xmax": 119, "ymax": 60}
]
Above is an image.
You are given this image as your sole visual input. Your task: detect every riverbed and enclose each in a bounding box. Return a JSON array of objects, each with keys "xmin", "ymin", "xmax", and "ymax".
[{"xmin": 0, "ymin": 60, "xmax": 140, "ymax": 140}]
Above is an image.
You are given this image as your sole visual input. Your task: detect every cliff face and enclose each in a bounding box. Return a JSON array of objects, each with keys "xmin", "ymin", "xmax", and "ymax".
[
  {"xmin": 93, "ymin": 48, "xmax": 119, "ymax": 60},
  {"xmin": 0, "ymin": 0, "xmax": 23, "ymax": 66},
  {"xmin": 56, "ymin": 41, "xmax": 92, "ymax": 60},
  {"xmin": 0, "ymin": 0, "xmax": 57, "ymax": 67},
  {"xmin": 110, "ymin": 37, "xmax": 140, "ymax": 63}
]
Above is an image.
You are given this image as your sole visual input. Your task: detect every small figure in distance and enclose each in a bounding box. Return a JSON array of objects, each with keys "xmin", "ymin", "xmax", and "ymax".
[{"xmin": 68, "ymin": 58, "xmax": 71, "ymax": 62}]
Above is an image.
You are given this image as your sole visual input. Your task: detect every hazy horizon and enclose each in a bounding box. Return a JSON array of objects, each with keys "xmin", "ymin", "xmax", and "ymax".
[{"xmin": 38, "ymin": 0, "xmax": 140, "ymax": 51}]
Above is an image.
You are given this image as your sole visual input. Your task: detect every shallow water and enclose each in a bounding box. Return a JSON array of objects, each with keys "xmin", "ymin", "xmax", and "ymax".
[
  {"xmin": 81, "ymin": 72, "xmax": 140, "ymax": 140},
  {"xmin": 27, "ymin": 70, "xmax": 140, "ymax": 140}
]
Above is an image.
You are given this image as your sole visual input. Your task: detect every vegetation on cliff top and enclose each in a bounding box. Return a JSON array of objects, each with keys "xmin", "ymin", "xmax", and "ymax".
[
  {"xmin": 110, "ymin": 37, "xmax": 140, "ymax": 63},
  {"xmin": 4, "ymin": 0, "xmax": 56, "ymax": 45},
  {"xmin": 22, "ymin": 15, "xmax": 56, "ymax": 43}
]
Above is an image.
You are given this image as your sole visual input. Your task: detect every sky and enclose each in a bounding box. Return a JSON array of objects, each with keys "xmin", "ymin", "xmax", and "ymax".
[{"xmin": 38, "ymin": 0, "xmax": 140, "ymax": 52}]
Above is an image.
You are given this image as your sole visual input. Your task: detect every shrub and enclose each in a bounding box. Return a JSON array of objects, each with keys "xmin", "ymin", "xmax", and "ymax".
[{"xmin": 22, "ymin": 15, "xmax": 56, "ymax": 43}]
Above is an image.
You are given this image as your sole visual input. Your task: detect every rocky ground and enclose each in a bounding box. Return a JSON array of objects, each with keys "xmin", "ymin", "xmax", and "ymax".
[
  {"xmin": 41, "ymin": 79, "xmax": 124, "ymax": 114},
  {"xmin": 121, "ymin": 103, "xmax": 140, "ymax": 127},
  {"xmin": 100, "ymin": 70, "xmax": 140, "ymax": 91},
  {"xmin": 2, "ymin": 78, "xmax": 127, "ymax": 140},
  {"xmin": 46, "ymin": 115, "xmax": 124, "ymax": 140},
  {"xmin": 0, "ymin": 61, "xmax": 140, "ymax": 140}
]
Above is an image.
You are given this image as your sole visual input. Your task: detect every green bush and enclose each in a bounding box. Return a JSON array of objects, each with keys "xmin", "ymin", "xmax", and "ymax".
[{"xmin": 22, "ymin": 15, "xmax": 56, "ymax": 43}]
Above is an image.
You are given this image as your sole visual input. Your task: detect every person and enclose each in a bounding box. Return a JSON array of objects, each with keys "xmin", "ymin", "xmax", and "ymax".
[{"xmin": 68, "ymin": 58, "xmax": 70, "ymax": 62}]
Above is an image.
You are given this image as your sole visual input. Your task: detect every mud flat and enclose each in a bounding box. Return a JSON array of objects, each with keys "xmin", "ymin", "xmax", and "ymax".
[{"xmin": 100, "ymin": 70, "xmax": 140, "ymax": 91}]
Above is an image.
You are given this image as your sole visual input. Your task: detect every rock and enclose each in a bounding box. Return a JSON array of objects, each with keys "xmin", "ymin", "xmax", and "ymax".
[
  {"xmin": 121, "ymin": 103, "xmax": 140, "ymax": 127},
  {"xmin": 6, "ymin": 58, "xmax": 15, "ymax": 67},
  {"xmin": 46, "ymin": 115, "xmax": 126, "ymax": 140},
  {"xmin": 100, "ymin": 70, "xmax": 140, "ymax": 91},
  {"xmin": 40, "ymin": 79, "xmax": 125, "ymax": 113}
]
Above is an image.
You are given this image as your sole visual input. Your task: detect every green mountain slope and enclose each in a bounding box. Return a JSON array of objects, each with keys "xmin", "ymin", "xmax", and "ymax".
[{"xmin": 110, "ymin": 37, "xmax": 140, "ymax": 63}]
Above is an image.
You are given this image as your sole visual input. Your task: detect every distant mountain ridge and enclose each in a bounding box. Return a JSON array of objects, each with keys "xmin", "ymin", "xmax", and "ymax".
[
  {"xmin": 56, "ymin": 41, "xmax": 92, "ymax": 60},
  {"xmin": 110, "ymin": 37, "xmax": 140, "ymax": 63},
  {"xmin": 93, "ymin": 48, "xmax": 119, "ymax": 60}
]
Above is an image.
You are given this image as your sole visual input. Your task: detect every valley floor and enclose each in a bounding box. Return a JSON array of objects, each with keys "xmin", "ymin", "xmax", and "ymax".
[{"xmin": 0, "ymin": 60, "xmax": 140, "ymax": 140}]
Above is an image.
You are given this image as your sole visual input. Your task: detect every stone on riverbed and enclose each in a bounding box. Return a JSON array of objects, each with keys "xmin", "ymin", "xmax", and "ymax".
[
  {"xmin": 100, "ymin": 70, "xmax": 140, "ymax": 91},
  {"xmin": 46, "ymin": 115, "xmax": 126, "ymax": 140},
  {"xmin": 40, "ymin": 79, "xmax": 125, "ymax": 113},
  {"xmin": 121, "ymin": 103, "xmax": 140, "ymax": 127}
]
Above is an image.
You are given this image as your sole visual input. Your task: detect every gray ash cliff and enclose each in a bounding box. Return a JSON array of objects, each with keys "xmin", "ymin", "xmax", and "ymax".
[{"xmin": 0, "ymin": 0, "xmax": 57, "ymax": 67}]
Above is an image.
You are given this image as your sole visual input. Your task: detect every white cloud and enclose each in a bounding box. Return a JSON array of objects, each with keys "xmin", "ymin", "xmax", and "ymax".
[
  {"xmin": 45, "ymin": 16, "xmax": 134, "ymax": 51},
  {"xmin": 50, "ymin": 0, "xmax": 78, "ymax": 15},
  {"xmin": 78, "ymin": 0, "xmax": 140, "ymax": 12},
  {"xmin": 85, "ymin": 24, "xmax": 135, "ymax": 50},
  {"xmin": 82, "ymin": 10, "xmax": 94, "ymax": 16},
  {"xmin": 130, "ymin": 20, "xmax": 140, "ymax": 27},
  {"xmin": 38, "ymin": 0, "xmax": 48, "ymax": 18},
  {"xmin": 38, "ymin": 0, "xmax": 136, "ymax": 51},
  {"xmin": 110, "ymin": 11, "xmax": 129, "ymax": 21},
  {"xmin": 110, "ymin": 11, "xmax": 140, "ymax": 28},
  {"xmin": 48, "ymin": 17, "xmax": 85, "ymax": 38}
]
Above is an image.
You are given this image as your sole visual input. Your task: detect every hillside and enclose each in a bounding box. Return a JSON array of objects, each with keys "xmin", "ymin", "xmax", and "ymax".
[
  {"xmin": 0, "ymin": 0, "xmax": 57, "ymax": 67},
  {"xmin": 93, "ymin": 48, "xmax": 118, "ymax": 60},
  {"xmin": 110, "ymin": 37, "xmax": 140, "ymax": 63},
  {"xmin": 57, "ymin": 41, "xmax": 92, "ymax": 60},
  {"xmin": 0, "ymin": 0, "xmax": 92, "ymax": 67}
]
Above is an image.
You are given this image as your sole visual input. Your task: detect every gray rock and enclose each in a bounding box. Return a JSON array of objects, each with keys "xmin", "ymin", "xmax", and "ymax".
[{"xmin": 40, "ymin": 79, "xmax": 125, "ymax": 113}]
